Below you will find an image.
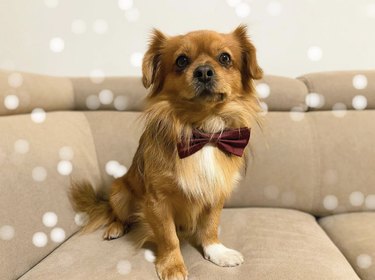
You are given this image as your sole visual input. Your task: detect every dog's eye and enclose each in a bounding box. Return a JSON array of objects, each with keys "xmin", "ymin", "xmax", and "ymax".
[
  {"xmin": 219, "ymin": 53, "xmax": 231, "ymax": 65},
  {"xmin": 176, "ymin": 55, "xmax": 189, "ymax": 69}
]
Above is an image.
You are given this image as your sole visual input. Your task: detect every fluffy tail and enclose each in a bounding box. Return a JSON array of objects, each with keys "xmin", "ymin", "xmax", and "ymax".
[{"xmin": 69, "ymin": 181, "xmax": 114, "ymax": 233}]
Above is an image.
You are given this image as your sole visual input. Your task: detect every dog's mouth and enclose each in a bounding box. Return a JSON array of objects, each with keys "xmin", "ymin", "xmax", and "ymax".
[{"xmin": 198, "ymin": 89, "xmax": 227, "ymax": 102}]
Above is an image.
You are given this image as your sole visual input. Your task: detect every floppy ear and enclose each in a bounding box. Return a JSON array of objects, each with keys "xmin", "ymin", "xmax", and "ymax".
[
  {"xmin": 142, "ymin": 29, "xmax": 167, "ymax": 93},
  {"xmin": 233, "ymin": 25, "xmax": 263, "ymax": 90}
]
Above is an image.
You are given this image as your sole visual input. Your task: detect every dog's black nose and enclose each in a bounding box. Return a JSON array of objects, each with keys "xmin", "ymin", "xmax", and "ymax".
[{"xmin": 194, "ymin": 65, "xmax": 215, "ymax": 83}]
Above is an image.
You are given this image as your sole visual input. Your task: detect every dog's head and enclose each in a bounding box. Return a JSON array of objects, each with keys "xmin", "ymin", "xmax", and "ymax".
[{"xmin": 142, "ymin": 25, "xmax": 262, "ymax": 105}]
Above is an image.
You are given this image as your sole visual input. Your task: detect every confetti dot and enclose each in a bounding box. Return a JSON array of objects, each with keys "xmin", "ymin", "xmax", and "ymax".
[
  {"xmin": 8, "ymin": 72, "xmax": 23, "ymax": 88},
  {"xmin": 43, "ymin": 212, "xmax": 58, "ymax": 228},
  {"xmin": 331, "ymin": 103, "xmax": 347, "ymax": 118},
  {"xmin": 44, "ymin": 0, "xmax": 59, "ymax": 8},
  {"xmin": 90, "ymin": 69, "xmax": 105, "ymax": 84},
  {"xmin": 352, "ymin": 95, "xmax": 367, "ymax": 110},
  {"xmin": 99, "ymin": 89, "xmax": 114, "ymax": 105},
  {"xmin": 14, "ymin": 139, "xmax": 29, "ymax": 154},
  {"xmin": 305, "ymin": 93, "xmax": 325, "ymax": 108},
  {"xmin": 114, "ymin": 96, "xmax": 129, "ymax": 111},
  {"xmin": 71, "ymin": 19, "xmax": 87, "ymax": 34},
  {"xmin": 4, "ymin": 95, "xmax": 19, "ymax": 110},
  {"xmin": 235, "ymin": 2, "xmax": 251, "ymax": 18},
  {"xmin": 86, "ymin": 95, "xmax": 100, "ymax": 110},
  {"xmin": 0, "ymin": 225, "xmax": 15, "ymax": 240},
  {"xmin": 323, "ymin": 195, "xmax": 338, "ymax": 210},
  {"xmin": 50, "ymin": 227, "xmax": 66, "ymax": 243},
  {"xmin": 267, "ymin": 1, "xmax": 282, "ymax": 16},
  {"xmin": 226, "ymin": 0, "xmax": 242, "ymax": 7},
  {"xmin": 32, "ymin": 166, "xmax": 47, "ymax": 182},
  {"xmin": 130, "ymin": 52, "xmax": 144, "ymax": 68},
  {"xmin": 367, "ymin": 3, "xmax": 375, "ymax": 17},
  {"xmin": 59, "ymin": 146, "xmax": 74, "ymax": 160},
  {"xmin": 357, "ymin": 254, "xmax": 372, "ymax": 269},
  {"xmin": 105, "ymin": 160, "xmax": 128, "ymax": 178},
  {"xmin": 307, "ymin": 46, "xmax": 322, "ymax": 61},
  {"xmin": 50, "ymin": 37, "xmax": 65, "ymax": 53},
  {"xmin": 57, "ymin": 160, "xmax": 73, "ymax": 176},
  {"xmin": 289, "ymin": 107, "xmax": 305, "ymax": 121},
  {"xmin": 93, "ymin": 19, "xmax": 108, "ymax": 34},
  {"xmin": 256, "ymin": 83, "xmax": 270, "ymax": 98},
  {"xmin": 349, "ymin": 191, "xmax": 364, "ymax": 207},
  {"xmin": 74, "ymin": 212, "xmax": 88, "ymax": 226},
  {"xmin": 144, "ymin": 249, "xmax": 156, "ymax": 263},
  {"xmin": 264, "ymin": 185, "xmax": 279, "ymax": 200},
  {"xmin": 33, "ymin": 232, "xmax": 48, "ymax": 247},
  {"xmin": 125, "ymin": 8, "xmax": 140, "ymax": 22},
  {"xmin": 118, "ymin": 0, "xmax": 133, "ymax": 10},
  {"xmin": 117, "ymin": 260, "xmax": 132, "ymax": 275},
  {"xmin": 31, "ymin": 108, "xmax": 46, "ymax": 123},
  {"xmin": 352, "ymin": 74, "xmax": 368, "ymax": 90},
  {"xmin": 365, "ymin": 195, "xmax": 375, "ymax": 209}
]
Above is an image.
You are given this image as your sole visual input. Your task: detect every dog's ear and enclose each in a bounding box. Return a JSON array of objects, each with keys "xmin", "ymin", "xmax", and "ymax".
[
  {"xmin": 142, "ymin": 29, "xmax": 167, "ymax": 93},
  {"xmin": 233, "ymin": 25, "xmax": 263, "ymax": 90}
]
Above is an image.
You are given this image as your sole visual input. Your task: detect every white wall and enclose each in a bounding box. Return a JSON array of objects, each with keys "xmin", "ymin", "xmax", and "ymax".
[{"xmin": 0, "ymin": 0, "xmax": 374, "ymax": 78}]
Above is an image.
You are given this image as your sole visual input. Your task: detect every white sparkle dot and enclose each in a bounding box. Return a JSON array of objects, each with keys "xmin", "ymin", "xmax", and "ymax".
[
  {"xmin": 118, "ymin": 0, "xmax": 133, "ymax": 10},
  {"xmin": 305, "ymin": 93, "xmax": 325, "ymax": 108},
  {"xmin": 144, "ymin": 249, "xmax": 156, "ymax": 263},
  {"xmin": 323, "ymin": 195, "xmax": 338, "ymax": 210},
  {"xmin": 59, "ymin": 146, "xmax": 74, "ymax": 160},
  {"xmin": 226, "ymin": 0, "xmax": 242, "ymax": 7},
  {"xmin": 99, "ymin": 89, "xmax": 114, "ymax": 105},
  {"xmin": 130, "ymin": 52, "xmax": 144, "ymax": 68},
  {"xmin": 86, "ymin": 95, "xmax": 100, "ymax": 110},
  {"xmin": 14, "ymin": 139, "xmax": 29, "ymax": 154},
  {"xmin": 44, "ymin": 0, "xmax": 59, "ymax": 8},
  {"xmin": 125, "ymin": 8, "xmax": 140, "ymax": 22},
  {"xmin": 357, "ymin": 254, "xmax": 372, "ymax": 269},
  {"xmin": 105, "ymin": 160, "xmax": 127, "ymax": 178},
  {"xmin": 74, "ymin": 212, "xmax": 88, "ymax": 226},
  {"xmin": 331, "ymin": 103, "xmax": 347, "ymax": 118},
  {"xmin": 4, "ymin": 95, "xmax": 19, "ymax": 110},
  {"xmin": 32, "ymin": 232, "xmax": 48, "ymax": 247},
  {"xmin": 352, "ymin": 95, "xmax": 367, "ymax": 110},
  {"xmin": 50, "ymin": 227, "xmax": 66, "ymax": 243},
  {"xmin": 235, "ymin": 2, "xmax": 251, "ymax": 18},
  {"xmin": 367, "ymin": 3, "xmax": 375, "ymax": 17},
  {"xmin": 90, "ymin": 69, "xmax": 105, "ymax": 84},
  {"xmin": 31, "ymin": 108, "xmax": 46, "ymax": 123},
  {"xmin": 256, "ymin": 83, "xmax": 270, "ymax": 98},
  {"xmin": 349, "ymin": 191, "xmax": 364, "ymax": 207},
  {"xmin": 264, "ymin": 185, "xmax": 279, "ymax": 200},
  {"xmin": 71, "ymin": 19, "xmax": 87, "ymax": 34},
  {"xmin": 267, "ymin": 1, "xmax": 282, "ymax": 16},
  {"xmin": 117, "ymin": 260, "xmax": 132, "ymax": 275},
  {"xmin": 289, "ymin": 106, "xmax": 305, "ymax": 121},
  {"xmin": 352, "ymin": 75, "xmax": 368, "ymax": 90},
  {"xmin": 50, "ymin": 37, "xmax": 65, "ymax": 53},
  {"xmin": 114, "ymin": 96, "xmax": 129, "ymax": 111},
  {"xmin": 32, "ymin": 166, "xmax": 47, "ymax": 182},
  {"xmin": 8, "ymin": 72, "xmax": 23, "ymax": 88},
  {"xmin": 0, "ymin": 225, "xmax": 15, "ymax": 240},
  {"xmin": 57, "ymin": 160, "xmax": 73, "ymax": 176},
  {"xmin": 307, "ymin": 46, "xmax": 322, "ymax": 61},
  {"xmin": 365, "ymin": 195, "xmax": 375, "ymax": 209},
  {"xmin": 43, "ymin": 212, "xmax": 58, "ymax": 227},
  {"xmin": 259, "ymin": 101, "xmax": 268, "ymax": 113},
  {"xmin": 93, "ymin": 19, "xmax": 108, "ymax": 34}
]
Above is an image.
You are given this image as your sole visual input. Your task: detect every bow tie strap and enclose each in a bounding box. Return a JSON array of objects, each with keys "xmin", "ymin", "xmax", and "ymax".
[{"xmin": 177, "ymin": 127, "xmax": 251, "ymax": 159}]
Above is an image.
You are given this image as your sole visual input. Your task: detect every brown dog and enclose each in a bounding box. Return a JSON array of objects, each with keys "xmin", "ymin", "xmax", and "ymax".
[{"xmin": 69, "ymin": 25, "xmax": 262, "ymax": 280}]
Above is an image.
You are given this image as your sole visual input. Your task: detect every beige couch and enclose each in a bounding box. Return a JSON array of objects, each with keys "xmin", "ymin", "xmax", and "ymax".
[{"xmin": 1, "ymin": 69, "xmax": 374, "ymax": 280}]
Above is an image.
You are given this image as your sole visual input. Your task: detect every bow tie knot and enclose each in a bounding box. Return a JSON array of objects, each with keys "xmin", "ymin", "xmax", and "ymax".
[{"xmin": 177, "ymin": 127, "xmax": 251, "ymax": 159}]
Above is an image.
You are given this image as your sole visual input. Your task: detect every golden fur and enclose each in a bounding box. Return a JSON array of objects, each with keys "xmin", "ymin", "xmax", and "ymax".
[{"xmin": 69, "ymin": 25, "xmax": 262, "ymax": 280}]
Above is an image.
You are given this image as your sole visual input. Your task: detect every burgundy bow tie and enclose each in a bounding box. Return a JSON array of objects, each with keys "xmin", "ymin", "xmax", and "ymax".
[{"xmin": 177, "ymin": 127, "xmax": 251, "ymax": 159}]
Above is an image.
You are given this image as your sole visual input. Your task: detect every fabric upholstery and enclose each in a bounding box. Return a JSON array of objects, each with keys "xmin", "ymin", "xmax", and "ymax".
[
  {"xmin": 319, "ymin": 212, "xmax": 375, "ymax": 280},
  {"xmin": 19, "ymin": 208, "xmax": 360, "ymax": 280},
  {"xmin": 0, "ymin": 112, "xmax": 102, "ymax": 280}
]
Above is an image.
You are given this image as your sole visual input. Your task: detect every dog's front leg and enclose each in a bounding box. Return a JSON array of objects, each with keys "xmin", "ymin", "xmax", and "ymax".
[
  {"xmin": 145, "ymin": 196, "xmax": 188, "ymax": 280},
  {"xmin": 195, "ymin": 198, "xmax": 244, "ymax": 267}
]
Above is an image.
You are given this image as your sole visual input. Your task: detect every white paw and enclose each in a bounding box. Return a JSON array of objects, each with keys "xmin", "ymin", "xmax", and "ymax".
[{"xmin": 203, "ymin": 243, "xmax": 244, "ymax": 267}]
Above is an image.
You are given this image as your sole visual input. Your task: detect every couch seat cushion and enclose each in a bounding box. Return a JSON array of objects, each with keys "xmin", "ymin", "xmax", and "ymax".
[
  {"xmin": 319, "ymin": 212, "xmax": 375, "ymax": 280},
  {"xmin": 19, "ymin": 208, "xmax": 359, "ymax": 280}
]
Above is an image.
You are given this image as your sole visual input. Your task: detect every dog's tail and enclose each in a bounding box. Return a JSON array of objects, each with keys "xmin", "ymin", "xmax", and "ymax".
[{"xmin": 68, "ymin": 181, "xmax": 113, "ymax": 233}]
